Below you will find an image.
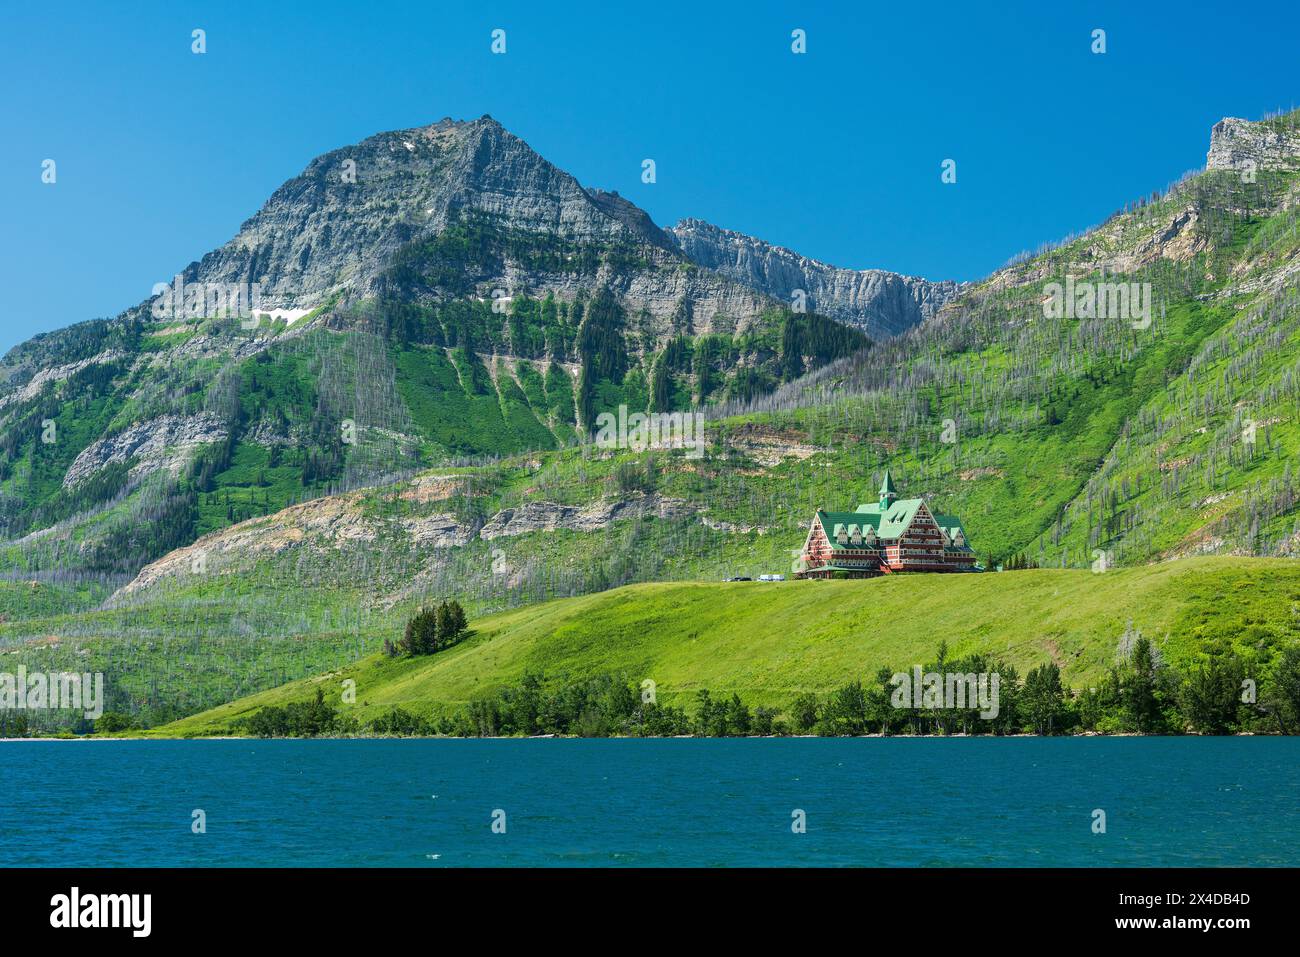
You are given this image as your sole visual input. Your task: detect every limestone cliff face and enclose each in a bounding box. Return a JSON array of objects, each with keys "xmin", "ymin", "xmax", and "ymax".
[
  {"xmin": 668, "ymin": 219, "xmax": 963, "ymax": 339},
  {"xmin": 479, "ymin": 493, "xmax": 692, "ymax": 540},
  {"xmin": 1206, "ymin": 116, "xmax": 1300, "ymax": 175}
]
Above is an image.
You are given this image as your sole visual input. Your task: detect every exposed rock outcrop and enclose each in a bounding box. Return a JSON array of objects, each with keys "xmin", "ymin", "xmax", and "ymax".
[
  {"xmin": 1207, "ymin": 116, "xmax": 1300, "ymax": 175},
  {"xmin": 700, "ymin": 516, "xmax": 769, "ymax": 535},
  {"xmin": 135, "ymin": 115, "xmax": 963, "ymax": 344},
  {"xmin": 109, "ymin": 470, "xmax": 699, "ymax": 601},
  {"xmin": 111, "ymin": 485, "xmax": 477, "ymax": 600},
  {"xmin": 726, "ymin": 423, "xmax": 827, "ymax": 467},
  {"xmin": 0, "ymin": 350, "xmax": 125, "ymax": 414},
  {"xmin": 164, "ymin": 117, "xmax": 779, "ymax": 339},
  {"xmin": 63, "ymin": 412, "xmax": 228, "ymax": 488},
  {"xmin": 479, "ymin": 494, "xmax": 693, "ymax": 540}
]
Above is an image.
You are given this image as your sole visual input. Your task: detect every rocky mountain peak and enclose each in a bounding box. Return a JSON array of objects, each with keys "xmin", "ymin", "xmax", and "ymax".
[
  {"xmin": 98, "ymin": 115, "xmax": 962, "ymax": 344},
  {"xmin": 163, "ymin": 115, "xmax": 675, "ymax": 318}
]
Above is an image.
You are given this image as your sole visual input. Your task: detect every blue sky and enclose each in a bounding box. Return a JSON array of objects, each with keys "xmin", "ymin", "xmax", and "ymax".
[{"xmin": 2, "ymin": 0, "xmax": 1297, "ymax": 354}]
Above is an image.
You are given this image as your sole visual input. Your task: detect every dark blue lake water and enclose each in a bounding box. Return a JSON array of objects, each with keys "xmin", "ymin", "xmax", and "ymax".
[{"xmin": 1, "ymin": 738, "xmax": 1295, "ymax": 867}]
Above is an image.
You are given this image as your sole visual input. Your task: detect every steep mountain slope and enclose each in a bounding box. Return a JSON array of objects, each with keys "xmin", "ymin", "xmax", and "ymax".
[
  {"xmin": 670, "ymin": 218, "xmax": 964, "ymax": 338},
  {"xmin": 0, "ymin": 117, "xmax": 883, "ymax": 578},
  {"xmin": 713, "ymin": 109, "xmax": 1300, "ymax": 569},
  {"xmin": 113, "ymin": 106, "xmax": 1299, "ymax": 593}
]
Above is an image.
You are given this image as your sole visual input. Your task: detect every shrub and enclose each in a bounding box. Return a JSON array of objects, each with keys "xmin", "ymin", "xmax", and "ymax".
[
  {"xmin": 94, "ymin": 711, "xmax": 137, "ymax": 733},
  {"xmin": 246, "ymin": 688, "xmax": 338, "ymax": 738}
]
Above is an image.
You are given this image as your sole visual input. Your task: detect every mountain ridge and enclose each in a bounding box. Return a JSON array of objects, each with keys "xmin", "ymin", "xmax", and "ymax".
[
  {"xmin": 669, "ymin": 217, "xmax": 964, "ymax": 338},
  {"xmin": 81, "ymin": 114, "xmax": 948, "ymax": 342},
  {"xmin": 4, "ymin": 115, "xmax": 953, "ymax": 364}
]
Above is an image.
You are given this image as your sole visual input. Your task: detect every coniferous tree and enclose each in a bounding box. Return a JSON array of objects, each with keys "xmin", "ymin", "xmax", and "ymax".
[
  {"xmin": 1120, "ymin": 636, "xmax": 1165, "ymax": 732},
  {"xmin": 401, "ymin": 607, "xmax": 439, "ymax": 656},
  {"xmin": 1263, "ymin": 645, "xmax": 1300, "ymax": 733},
  {"xmin": 1023, "ymin": 663, "xmax": 1066, "ymax": 734},
  {"xmin": 434, "ymin": 602, "xmax": 455, "ymax": 649},
  {"xmin": 866, "ymin": 666, "xmax": 897, "ymax": 735},
  {"xmin": 790, "ymin": 693, "xmax": 820, "ymax": 733},
  {"xmin": 725, "ymin": 693, "xmax": 752, "ymax": 735},
  {"xmin": 446, "ymin": 600, "xmax": 468, "ymax": 639},
  {"xmin": 1180, "ymin": 654, "xmax": 1245, "ymax": 734},
  {"xmin": 649, "ymin": 352, "xmax": 672, "ymax": 412}
]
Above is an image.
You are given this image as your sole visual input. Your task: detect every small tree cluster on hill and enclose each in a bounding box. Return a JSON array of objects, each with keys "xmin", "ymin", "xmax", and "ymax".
[
  {"xmin": 391, "ymin": 600, "xmax": 468, "ymax": 657},
  {"xmin": 1003, "ymin": 552, "xmax": 1039, "ymax": 571}
]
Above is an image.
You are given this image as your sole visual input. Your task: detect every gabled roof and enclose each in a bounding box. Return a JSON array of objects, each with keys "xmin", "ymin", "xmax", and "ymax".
[
  {"xmin": 854, "ymin": 498, "xmax": 924, "ymax": 537},
  {"xmin": 933, "ymin": 513, "xmax": 974, "ymax": 551},
  {"xmin": 820, "ymin": 511, "xmax": 880, "ymax": 532},
  {"xmin": 816, "ymin": 499, "xmax": 932, "ymax": 548},
  {"xmin": 815, "ymin": 510, "xmax": 880, "ymax": 550}
]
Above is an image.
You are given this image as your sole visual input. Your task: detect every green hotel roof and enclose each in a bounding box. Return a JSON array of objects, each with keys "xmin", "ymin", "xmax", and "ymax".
[
  {"xmin": 815, "ymin": 499, "xmax": 973, "ymax": 551},
  {"xmin": 933, "ymin": 514, "xmax": 971, "ymax": 545},
  {"xmin": 853, "ymin": 497, "xmax": 924, "ymax": 537}
]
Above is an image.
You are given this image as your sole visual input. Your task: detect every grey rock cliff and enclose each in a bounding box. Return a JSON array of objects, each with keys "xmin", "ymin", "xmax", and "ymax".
[
  {"xmin": 479, "ymin": 494, "xmax": 692, "ymax": 540},
  {"xmin": 63, "ymin": 413, "xmax": 228, "ymax": 489},
  {"xmin": 1206, "ymin": 115, "xmax": 1300, "ymax": 175},
  {"xmin": 669, "ymin": 219, "xmax": 964, "ymax": 338}
]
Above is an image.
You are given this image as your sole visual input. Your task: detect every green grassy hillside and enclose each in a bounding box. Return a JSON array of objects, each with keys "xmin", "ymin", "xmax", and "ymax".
[{"xmin": 159, "ymin": 556, "xmax": 1300, "ymax": 736}]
